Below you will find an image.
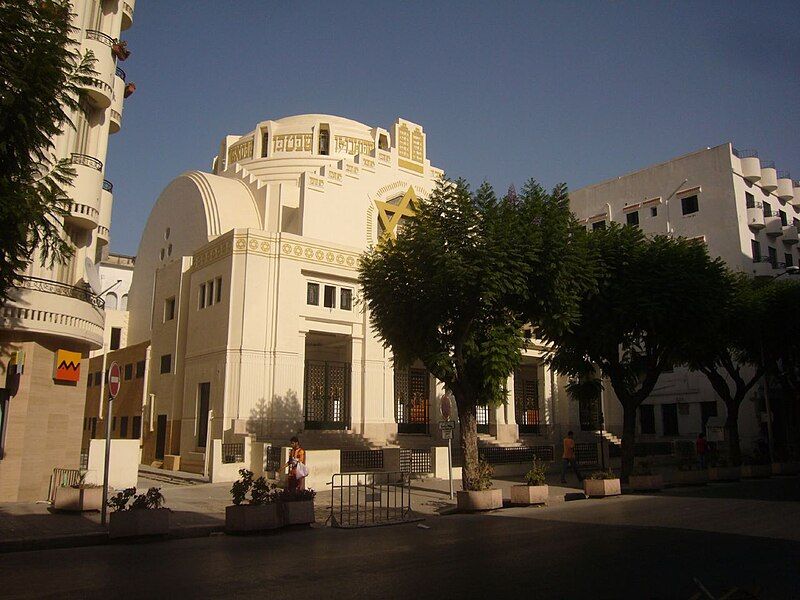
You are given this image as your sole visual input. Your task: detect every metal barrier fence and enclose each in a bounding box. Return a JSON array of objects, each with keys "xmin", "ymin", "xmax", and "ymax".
[
  {"xmin": 479, "ymin": 445, "xmax": 555, "ymax": 464},
  {"xmin": 80, "ymin": 449, "xmax": 89, "ymax": 470},
  {"xmin": 221, "ymin": 443, "xmax": 245, "ymax": 464},
  {"xmin": 265, "ymin": 445, "xmax": 282, "ymax": 472},
  {"xmin": 400, "ymin": 448, "xmax": 432, "ymax": 474},
  {"xmin": 48, "ymin": 468, "xmax": 81, "ymax": 503},
  {"xmin": 575, "ymin": 442, "xmax": 600, "ymax": 467},
  {"xmin": 329, "ymin": 471, "xmax": 415, "ymax": 528},
  {"xmin": 341, "ymin": 449, "xmax": 384, "ymax": 472},
  {"xmin": 608, "ymin": 441, "xmax": 679, "ymax": 458}
]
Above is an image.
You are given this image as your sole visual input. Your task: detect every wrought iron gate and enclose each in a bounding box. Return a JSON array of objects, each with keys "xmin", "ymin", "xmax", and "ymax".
[
  {"xmin": 476, "ymin": 405, "xmax": 490, "ymax": 434},
  {"xmin": 304, "ymin": 360, "xmax": 351, "ymax": 429},
  {"xmin": 515, "ymin": 375, "xmax": 541, "ymax": 434},
  {"xmin": 395, "ymin": 367, "xmax": 430, "ymax": 434}
]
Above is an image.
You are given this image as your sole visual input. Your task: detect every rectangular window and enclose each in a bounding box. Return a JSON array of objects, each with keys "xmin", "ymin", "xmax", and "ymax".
[
  {"xmin": 626, "ymin": 211, "xmax": 639, "ymax": 226},
  {"xmin": 215, "ymin": 277, "xmax": 222, "ymax": 303},
  {"xmin": 681, "ymin": 195, "xmax": 699, "ymax": 215},
  {"xmin": 751, "ymin": 240, "xmax": 761, "ymax": 262},
  {"xmin": 87, "ymin": 372, "xmax": 93, "ymax": 387},
  {"xmin": 197, "ymin": 382, "xmax": 211, "ymax": 447},
  {"xmin": 124, "ymin": 363, "xmax": 133, "ymax": 380},
  {"xmin": 198, "ymin": 283, "xmax": 206, "ymax": 309},
  {"xmin": 768, "ymin": 246, "xmax": 777, "ymax": 269},
  {"xmin": 763, "ymin": 202, "xmax": 772, "ymax": 217},
  {"xmin": 650, "ymin": 206, "xmax": 658, "ymax": 217},
  {"xmin": 206, "ymin": 280, "xmax": 214, "ymax": 307},
  {"xmin": 340, "ymin": 288, "xmax": 353, "ymax": 311},
  {"xmin": 120, "ymin": 416, "xmax": 128, "ymax": 438},
  {"xmin": 112, "ymin": 416, "xmax": 116, "ymax": 431},
  {"xmin": 307, "ymin": 282, "xmax": 320, "ymax": 305},
  {"xmin": 591, "ymin": 220, "xmax": 606, "ymax": 231},
  {"xmin": 94, "ymin": 371, "xmax": 102, "ymax": 386},
  {"xmin": 110, "ymin": 327, "xmax": 121, "ymax": 350},
  {"xmin": 261, "ymin": 131, "xmax": 269, "ymax": 157},
  {"xmin": 135, "ymin": 360, "xmax": 145, "ymax": 378},
  {"xmin": 164, "ymin": 297, "xmax": 175, "ymax": 321},
  {"xmin": 779, "ymin": 210, "xmax": 788, "ymax": 226},
  {"xmin": 323, "ymin": 285, "xmax": 336, "ymax": 308},
  {"xmin": 662, "ymin": 403, "xmax": 679, "ymax": 436},
  {"xmin": 639, "ymin": 405, "xmax": 656, "ymax": 434},
  {"xmin": 700, "ymin": 401, "xmax": 717, "ymax": 432},
  {"xmin": 786, "ymin": 253, "xmax": 794, "ymax": 268},
  {"xmin": 745, "ymin": 192, "xmax": 755, "ymax": 209},
  {"xmin": 132, "ymin": 416, "xmax": 141, "ymax": 439},
  {"xmin": 0, "ymin": 393, "xmax": 7, "ymax": 459},
  {"xmin": 160, "ymin": 354, "xmax": 172, "ymax": 374}
]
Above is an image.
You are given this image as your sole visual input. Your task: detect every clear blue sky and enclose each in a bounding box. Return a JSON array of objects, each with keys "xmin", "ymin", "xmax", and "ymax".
[{"xmin": 106, "ymin": 0, "xmax": 800, "ymax": 255}]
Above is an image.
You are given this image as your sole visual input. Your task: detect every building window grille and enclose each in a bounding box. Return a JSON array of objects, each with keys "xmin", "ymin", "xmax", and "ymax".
[
  {"xmin": 164, "ymin": 297, "xmax": 175, "ymax": 321},
  {"xmin": 323, "ymin": 285, "xmax": 336, "ymax": 308},
  {"xmin": 626, "ymin": 210, "xmax": 639, "ymax": 226},
  {"xmin": 110, "ymin": 327, "xmax": 121, "ymax": 350},
  {"xmin": 307, "ymin": 282, "xmax": 320, "ymax": 305},
  {"xmin": 340, "ymin": 288, "xmax": 353, "ymax": 311},
  {"xmin": 681, "ymin": 195, "xmax": 699, "ymax": 215},
  {"xmin": 160, "ymin": 354, "xmax": 172, "ymax": 374}
]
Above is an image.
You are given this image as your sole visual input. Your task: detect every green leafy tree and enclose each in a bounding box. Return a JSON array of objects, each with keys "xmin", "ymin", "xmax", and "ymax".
[
  {"xmin": 550, "ymin": 224, "xmax": 728, "ymax": 480},
  {"xmin": 359, "ymin": 177, "xmax": 588, "ymax": 489},
  {"xmin": 0, "ymin": 0, "xmax": 95, "ymax": 304}
]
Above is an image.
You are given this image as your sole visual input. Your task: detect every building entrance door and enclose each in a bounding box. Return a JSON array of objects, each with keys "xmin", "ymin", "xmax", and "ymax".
[
  {"xmin": 476, "ymin": 405, "xmax": 490, "ymax": 434},
  {"xmin": 514, "ymin": 369, "xmax": 541, "ymax": 434},
  {"xmin": 155, "ymin": 414, "xmax": 167, "ymax": 460},
  {"xmin": 304, "ymin": 360, "xmax": 351, "ymax": 430},
  {"xmin": 197, "ymin": 382, "xmax": 210, "ymax": 447},
  {"xmin": 395, "ymin": 367, "xmax": 429, "ymax": 434}
]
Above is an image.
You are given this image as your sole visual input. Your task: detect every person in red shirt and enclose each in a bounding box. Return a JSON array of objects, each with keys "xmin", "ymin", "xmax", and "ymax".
[
  {"xmin": 561, "ymin": 430, "xmax": 582, "ymax": 484},
  {"xmin": 696, "ymin": 432, "xmax": 708, "ymax": 469}
]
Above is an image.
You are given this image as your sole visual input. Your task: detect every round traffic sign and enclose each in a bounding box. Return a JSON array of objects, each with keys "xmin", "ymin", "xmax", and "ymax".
[{"xmin": 108, "ymin": 362, "xmax": 121, "ymax": 398}]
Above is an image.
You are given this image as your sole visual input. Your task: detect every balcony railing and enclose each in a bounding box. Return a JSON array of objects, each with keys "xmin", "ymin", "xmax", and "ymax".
[
  {"xmin": 70, "ymin": 153, "xmax": 103, "ymax": 171},
  {"xmin": 85, "ymin": 29, "xmax": 115, "ymax": 47},
  {"xmin": 123, "ymin": 1, "xmax": 133, "ymax": 18},
  {"xmin": 777, "ymin": 170, "xmax": 791, "ymax": 179},
  {"xmin": 15, "ymin": 276, "xmax": 105, "ymax": 308},
  {"xmin": 85, "ymin": 77, "xmax": 113, "ymax": 96},
  {"xmin": 762, "ymin": 160, "xmax": 776, "ymax": 169},
  {"xmin": 733, "ymin": 148, "xmax": 759, "ymax": 159},
  {"xmin": 102, "ymin": 179, "xmax": 113, "ymax": 192},
  {"xmin": 110, "ymin": 108, "xmax": 122, "ymax": 122},
  {"xmin": 115, "ymin": 66, "xmax": 126, "ymax": 81}
]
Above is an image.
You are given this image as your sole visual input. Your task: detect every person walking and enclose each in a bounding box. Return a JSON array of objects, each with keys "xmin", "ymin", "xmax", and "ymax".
[
  {"xmin": 696, "ymin": 432, "xmax": 708, "ymax": 469},
  {"xmin": 285, "ymin": 436, "xmax": 307, "ymax": 492},
  {"xmin": 561, "ymin": 430, "xmax": 582, "ymax": 484}
]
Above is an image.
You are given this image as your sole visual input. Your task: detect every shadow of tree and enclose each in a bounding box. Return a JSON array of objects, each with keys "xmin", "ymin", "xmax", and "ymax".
[{"xmin": 246, "ymin": 391, "xmax": 304, "ymax": 442}]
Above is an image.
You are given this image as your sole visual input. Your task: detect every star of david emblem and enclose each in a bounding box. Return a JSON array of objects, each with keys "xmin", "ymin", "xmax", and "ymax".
[{"xmin": 375, "ymin": 186, "xmax": 418, "ymax": 241}]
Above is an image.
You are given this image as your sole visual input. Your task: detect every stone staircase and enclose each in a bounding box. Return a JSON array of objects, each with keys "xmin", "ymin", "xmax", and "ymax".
[
  {"xmin": 179, "ymin": 451, "xmax": 206, "ymax": 475},
  {"xmin": 596, "ymin": 430, "xmax": 622, "ymax": 446}
]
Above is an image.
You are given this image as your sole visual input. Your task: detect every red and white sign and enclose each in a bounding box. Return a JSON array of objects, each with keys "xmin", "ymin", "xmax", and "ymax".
[{"xmin": 108, "ymin": 362, "xmax": 121, "ymax": 398}]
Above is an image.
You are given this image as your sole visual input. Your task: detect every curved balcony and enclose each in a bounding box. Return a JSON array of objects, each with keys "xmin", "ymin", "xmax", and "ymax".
[
  {"xmin": 65, "ymin": 153, "xmax": 103, "ymax": 229},
  {"xmin": 740, "ymin": 157, "xmax": 762, "ymax": 183},
  {"xmin": 1, "ymin": 276, "xmax": 105, "ymax": 349},
  {"xmin": 81, "ymin": 30, "xmax": 116, "ymax": 108},
  {"xmin": 760, "ymin": 166, "xmax": 778, "ymax": 192},
  {"xmin": 752, "ymin": 257, "xmax": 778, "ymax": 278},
  {"xmin": 782, "ymin": 225, "xmax": 799, "ymax": 245},
  {"xmin": 746, "ymin": 204, "xmax": 765, "ymax": 230},
  {"xmin": 121, "ymin": 0, "xmax": 135, "ymax": 31},
  {"xmin": 764, "ymin": 215, "xmax": 783, "ymax": 237},
  {"xmin": 110, "ymin": 68, "xmax": 125, "ymax": 134},
  {"xmin": 792, "ymin": 182, "xmax": 800, "ymax": 208},
  {"xmin": 97, "ymin": 180, "xmax": 113, "ymax": 246},
  {"xmin": 776, "ymin": 177, "xmax": 794, "ymax": 202}
]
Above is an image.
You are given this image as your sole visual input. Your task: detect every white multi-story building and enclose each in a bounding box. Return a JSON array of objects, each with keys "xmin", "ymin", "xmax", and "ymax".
[
  {"xmin": 91, "ymin": 251, "xmax": 135, "ymax": 357},
  {"xmin": 570, "ymin": 143, "xmax": 800, "ymax": 455},
  {"xmin": 0, "ymin": 0, "xmax": 136, "ymax": 501}
]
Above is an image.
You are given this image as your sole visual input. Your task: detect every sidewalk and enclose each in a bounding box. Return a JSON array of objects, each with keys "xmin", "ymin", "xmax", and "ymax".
[{"xmin": 0, "ymin": 471, "xmax": 586, "ymax": 553}]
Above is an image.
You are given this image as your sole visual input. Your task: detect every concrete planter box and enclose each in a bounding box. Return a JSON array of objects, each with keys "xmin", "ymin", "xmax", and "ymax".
[
  {"xmin": 708, "ymin": 466, "xmax": 741, "ymax": 482},
  {"xmin": 225, "ymin": 504, "xmax": 281, "ymax": 533},
  {"xmin": 281, "ymin": 501, "xmax": 315, "ymax": 526},
  {"xmin": 510, "ymin": 485, "xmax": 549, "ymax": 505},
  {"xmin": 456, "ymin": 489, "xmax": 503, "ymax": 511},
  {"xmin": 628, "ymin": 474, "xmax": 664, "ymax": 491},
  {"xmin": 772, "ymin": 462, "xmax": 800, "ymax": 476},
  {"xmin": 667, "ymin": 470, "xmax": 709, "ymax": 487},
  {"xmin": 109, "ymin": 508, "xmax": 170, "ymax": 539},
  {"xmin": 741, "ymin": 464, "xmax": 771, "ymax": 479},
  {"xmin": 584, "ymin": 479, "xmax": 621, "ymax": 498},
  {"xmin": 53, "ymin": 486, "xmax": 102, "ymax": 512}
]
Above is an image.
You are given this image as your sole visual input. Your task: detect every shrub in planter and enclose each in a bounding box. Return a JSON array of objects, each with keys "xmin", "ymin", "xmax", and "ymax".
[
  {"xmin": 511, "ymin": 458, "xmax": 549, "ymax": 505},
  {"xmin": 53, "ymin": 470, "xmax": 103, "ymax": 511},
  {"xmin": 278, "ymin": 488, "xmax": 317, "ymax": 526},
  {"xmin": 584, "ymin": 469, "xmax": 621, "ymax": 498},
  {"xmin": 108, "ymin": 487, "xmax": 170, "ymax": 539},
  {"xmin": 457, "ymin": 460, "xmax": 503, "ymax": 511},
  {"xmin": 629, "ymin": 461, "xmax": 664, "ymax": 491},
  {"xmin": 226, "ymin": 469, "xmax": 281, "ymax": 533}
]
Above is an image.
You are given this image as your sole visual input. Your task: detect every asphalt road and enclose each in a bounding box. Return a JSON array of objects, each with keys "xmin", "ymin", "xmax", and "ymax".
[{"xmin": 2, "ymin": 478, "xmax": 798, "ymax": 599}]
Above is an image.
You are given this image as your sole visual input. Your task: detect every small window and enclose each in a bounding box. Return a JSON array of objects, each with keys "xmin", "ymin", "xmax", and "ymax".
[
  {"xmin": 164, "ymin": 297, "xmax": 175, "ymax": 322},
  {"xmin": 110, "ymin": 327, "xmax": 121, "ymax": 350},
  {"xmin": 745, "ymin": 192, "xmax": 756, "ymax": 209},
  {"xmin": 323, "ymin": 285, "xmax": 336, "ymax": 308},
  {"xmin": 83, "ymin": 417, "xmax": 88, "ymax": 430},
  {"xmin": 160, "ymin": 354, "xmax": 172, "ymax": 374},
  {"xmin": 215, "ymin": 277, "xmax": 222, "ymax": 303},
  {"xmin": 94, "ymin": 371, "xmax": 101, "ymax": 384},
  {"xmin": 112, "ymin": 416, "xmax": 116, "ymax": 431},
  {"xmin": 340, "ymin": 288, "xmax": 353, "ymax": 311},
  {"xmin": 135, "ymin": 360, "xmax": 145, "ymax": 378},
  {"xmin": 626, "ymin": 211, "xmax": 639, "ymax": 226},
  {"xmin": 785, "ymin": 253, "xmax": 793, "ymax": 268},
  {"xmin": 319, "ymin": 125, "xmax": 330, "ymax": 155},
  {"xmin": 751, "ymin": 240, "xmax": 761, "ymax": 262},
  {"xmin": 199, "ymin": 283, "xmax": 206, "ymax": 309},
  {"xmin": 650, "ymin": 206, "xmax": 658, "ymax": 217},
  {"xmin": 681, "ymin": 195, "xmax": 699, "ymax": 215},
  {"xmin": 206, "ymin": 280, "xmax": 214, "ymax": 307},
  {"xmin": 662, "ymin": 403, "xmax": 679, "ymax": 436},
  {"xmin": 779, "ymin": 210, "xmax": 788, "ymax": 226},
  {"xmin": 87, "ymin": 372, "xmax": 93, "ymax": 387},
  {"xmin": 124, "ymin": 363, "xmax": 133, "ymax": 380},
  {"xmin": 132, "ymin": 416, "xmax": 141, "ymax": 439},
  {"xmin": 639, "ymin": 405, "xmax": 656, "ymax": 435},
  {"xmin": 378, "ymin": 134, "xmax": 389, "ymax": 150},
  {"xmin": 763, "ymin": 202, "xmax": 772, "ymax": 217},
  {"xmin": 261, "ymin": 131, "xmax": 269, "ymax": 157},
  {"xmin": 307, "ymin": 282, "xmax": 320, "ymax": 305},
  {"xmin": 120, "ymin": 416, "xmax": 128, "ymax": 438},
  {"xmin": 768, "ymin": 247, "xmax": 777, "ymax": 269},
  {"xmin": 592, "ymin": 220, "xmax": 606, "ymax": 231}
]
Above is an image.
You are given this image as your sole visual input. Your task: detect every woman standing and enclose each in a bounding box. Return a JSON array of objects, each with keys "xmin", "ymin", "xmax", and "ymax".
[{"xmin": 285, "ymin": 436, "xmax": 307, "ymax": 492}]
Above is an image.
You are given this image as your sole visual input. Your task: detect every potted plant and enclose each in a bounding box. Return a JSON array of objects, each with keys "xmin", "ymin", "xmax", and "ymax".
[
  {"xmin": 278, "ymin": 488, "xmax": 317, "ymax": 526},
  {"xmin": 108, "ymin": 487, "xmax": 170, "ymax": 539},
  {"xmin": 708, "ymin": 457, "xmax": 741, "ymax": 482},
  {"xmin": 225, "ymin": 469, "xmax": 281, "ymax": 533},
  {"xmin": 667, "ymin": 459, "xmax": 709, "ymax": 487},
  {"xmin": 111, "ymin": 40, "xmax": 130, "ymax": 61},
  {"xmin": 628, "ymin": 461, "xmax": 664, "ymax": 491},
  {"xmin": 123, "ymin": 82, "xmax": 136, "ymax": 98},
  {"xmin": 456, "ymin": 460, "xmax": 503, "ymax": 511},
  {"xmin": 53, "ymin": 470, "xmax": 103, "ymax": 512},
  {"xmin": 584, "ymin": 469, "xmax": 621, "ymax": 498},
  {"xmin": 510, "ymin": 457, "xmax": 549, "ymax": 505}
]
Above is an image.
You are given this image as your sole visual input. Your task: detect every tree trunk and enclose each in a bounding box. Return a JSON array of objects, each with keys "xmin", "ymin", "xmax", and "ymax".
[
  {"xmin": 455, "ymin": 393, "xmax": 479, "ymax": 491},
  {"xmin": 620, "ymin": 404, "xmax": 637, "ymax": 482},
  {"xmin": 725, "ymin": 401, "xmax": 741, "ymax": 466}
]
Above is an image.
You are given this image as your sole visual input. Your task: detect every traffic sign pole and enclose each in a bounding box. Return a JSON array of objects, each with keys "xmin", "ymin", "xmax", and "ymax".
[
  {"xmin": 101, "ymin": 362, "xmax": 121, "ymax": 526},
  {"xmin": 447, "ymin": 436, "xmax": 453, "ymax": 499}
]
